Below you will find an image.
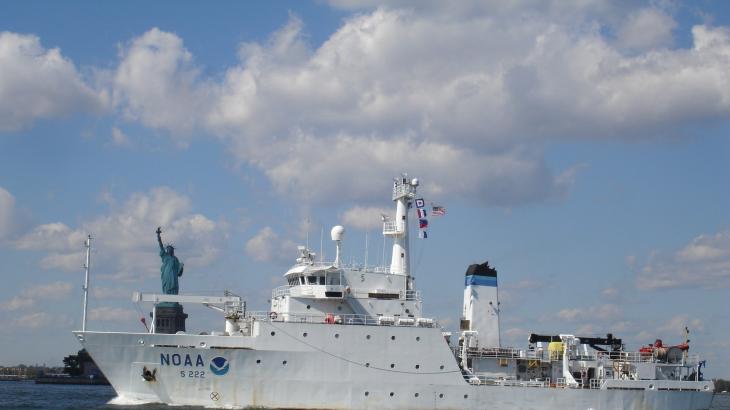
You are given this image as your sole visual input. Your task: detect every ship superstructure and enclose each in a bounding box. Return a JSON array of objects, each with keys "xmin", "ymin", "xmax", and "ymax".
[{"xmin": 74, "ymin": 175, "xmax": 715, "ymax": 409}]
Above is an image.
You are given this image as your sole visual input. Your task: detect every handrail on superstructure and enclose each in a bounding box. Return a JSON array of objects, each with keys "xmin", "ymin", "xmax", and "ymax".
[{"xmin": 247, "ymin": 311, "xmax": 438, "ymax": 328}]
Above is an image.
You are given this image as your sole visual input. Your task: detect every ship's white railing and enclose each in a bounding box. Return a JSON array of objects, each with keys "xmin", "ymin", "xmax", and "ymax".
[
  {"xmin": 465, "ymin": 347, "xmax": 523, "ymax": 359},
  {"xmin": 272, "ymin": 286, "xmax": 291, "ymax": 298},
  {"xmin": 460, "ymin": 346, "xmax": 702, "ymax": 367},
  {"xmin": 465, "ymin": 375, "xmax": 608, "ymax": 390},
  {"xmin": 392, "ymin": 181, "xmax": 416, "ymax": 200},
  {"xmin": 465, "ymin": 374, "xmax": 552, "ymax": 388},
  {"xmin": 271, "ymin": 285, "xmax": 422, "ymax": 301},
  {"xmin": 247, "ymin": 311, "xmax": 437, "ymax": 328}
]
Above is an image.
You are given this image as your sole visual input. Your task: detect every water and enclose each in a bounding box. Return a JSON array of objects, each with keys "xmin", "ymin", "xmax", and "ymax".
[{"xmin": 1, "ymin": 381, "xmax": 729, "ymax": 409}]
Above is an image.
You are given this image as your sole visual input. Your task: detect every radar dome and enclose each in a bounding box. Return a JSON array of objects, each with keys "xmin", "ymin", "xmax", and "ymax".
[
  {"xmin": 331, "ymin": 225, "xmax": 345, "ymax": 241},
  {"xmin": 411, "ymin": 178, "xmax": 419, "ymax": 186}
]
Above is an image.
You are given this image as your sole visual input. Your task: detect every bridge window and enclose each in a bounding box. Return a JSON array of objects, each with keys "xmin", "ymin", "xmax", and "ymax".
[
  {"xmin": 299, "ymin": 276, "xmax": 305, "ymax": 285},
  {"xmin": 326, "ymin": 272, "xmax": 341, "ymax": 285},
  {"xmin": 307, "ymin": 276, "xmax": 317, "ymax": 285}
]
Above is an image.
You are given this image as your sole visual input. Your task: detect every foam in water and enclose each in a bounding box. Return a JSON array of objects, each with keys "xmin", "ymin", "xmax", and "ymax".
[{"xmin": 108, "ymin": 395, "xmax": 158, "ymax": 406}]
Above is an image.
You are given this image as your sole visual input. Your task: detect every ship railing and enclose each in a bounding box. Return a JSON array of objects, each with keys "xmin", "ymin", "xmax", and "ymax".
[
  {"xmin": 246, "ymin": 311, "xmax": 438, "ymax": 328},
  {"xmin": 271, "ymin": 286, "xmax": 291, "ymax": 298},
  {"xmin": 392, "ymin": 182, "xmax": 416, "ymax": 200},
  {"xmin": 464, "ymin": 374, "xmax": 551, "ymax": 388},
  {"xmin": 589, "ymin": 378, "xmax": 604, "ymax": 389},
  {"xmin": 478, "ymin": 348, "xmax": 703, "ymax": 365},
  {"xmin": 270, "ymin": 285, "xmax": 421, "ymax": 301},
  {"xmin": 464, "ymin": 347, "xmax": 523, "ymax": 359},
  {"xmin": 594, "ymin": 351, "xmax": 701, "ymax": 365}
]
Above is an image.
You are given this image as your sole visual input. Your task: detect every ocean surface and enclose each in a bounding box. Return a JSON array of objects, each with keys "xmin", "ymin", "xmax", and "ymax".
[{"xmin": 0, "ymin": 381, "xmax": 729, "ymax": 409}]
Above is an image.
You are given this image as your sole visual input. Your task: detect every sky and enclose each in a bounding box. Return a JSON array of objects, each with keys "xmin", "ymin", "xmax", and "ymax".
[{"xmin": 0, "ymin": 0, "xmax": 728, "ymax": 378}]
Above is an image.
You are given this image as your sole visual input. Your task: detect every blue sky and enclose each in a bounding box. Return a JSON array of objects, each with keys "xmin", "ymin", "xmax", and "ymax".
[{"xmin": 0, "ymin": 1, "xmax": 728, "ymax": 378}]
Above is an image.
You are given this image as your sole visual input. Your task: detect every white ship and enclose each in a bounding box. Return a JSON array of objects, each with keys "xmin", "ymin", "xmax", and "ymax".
[{"xmin": 75, "ymin": 175, "xmax": 715, "ymax": 409}]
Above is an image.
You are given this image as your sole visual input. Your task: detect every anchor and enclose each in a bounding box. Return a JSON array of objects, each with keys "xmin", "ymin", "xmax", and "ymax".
[{"xmin": 142, "ymin": 366, "xmax": 157, "ymax": 382}]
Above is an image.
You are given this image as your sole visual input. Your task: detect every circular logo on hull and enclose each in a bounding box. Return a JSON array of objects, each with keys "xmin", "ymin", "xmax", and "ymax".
[{"xmin": 209, "ymin": 357, "xmax": 230, "ymax": 376}]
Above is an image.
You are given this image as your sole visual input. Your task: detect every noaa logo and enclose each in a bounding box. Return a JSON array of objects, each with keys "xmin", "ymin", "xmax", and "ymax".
[{"xmin": 209, "ymin": 357, "xmax": 229, "ymax": 376}]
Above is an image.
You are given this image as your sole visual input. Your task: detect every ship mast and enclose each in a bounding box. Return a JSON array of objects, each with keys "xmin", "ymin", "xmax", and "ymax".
[
  {"xmin": 384, "ymin": 174, "xmax": 418, "ymax": 280},
  {"xmin": 82, "ymin": 235, "xmax": 92, "ymax": 332}
]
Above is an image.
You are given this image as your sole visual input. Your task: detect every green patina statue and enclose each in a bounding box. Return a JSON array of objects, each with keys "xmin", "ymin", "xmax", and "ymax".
[{"xmin": 156, "ymin": 227, "xmax": 184, "ymax": 295}]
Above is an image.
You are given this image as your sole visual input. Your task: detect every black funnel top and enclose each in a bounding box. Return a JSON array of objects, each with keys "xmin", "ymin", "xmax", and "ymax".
[{"xmin": 465, "ymin": 261, "xmax": 497, "ymax": 277}]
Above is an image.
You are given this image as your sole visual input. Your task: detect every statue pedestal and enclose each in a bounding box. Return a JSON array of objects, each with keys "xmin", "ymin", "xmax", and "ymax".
[{"xmin": 154, "ymin": 304, "xmax": 188, "ymax": 334}]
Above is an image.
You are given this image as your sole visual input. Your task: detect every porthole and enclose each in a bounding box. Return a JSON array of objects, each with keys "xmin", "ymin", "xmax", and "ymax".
[
  {"xmin": 306, "ymin": 305, "xmax": 311, "ymax": 309},
  {"xmin": 199, "ymin": 341, "xmax": 206, "ymax": 348},
  {"xmin": 464, "ymin": 394, "xmax": 468, "ymax": 399},
  {"xmin": 365, "ymin": 363, "xmax": 370, "ymax": 367},
  {"xmin": 389, "ymin": 392, "xmax": 394, "ymax": 397},
  {"xmin": 282, "ymin": 360, "xmax": 287, "ymax": 365},
  {"xmin": 256, "ymin": 359, "xmax": 261, "ymax": 364},
  {"xmin": 648, "ymin": 384, "xmax": 654, "ymax": 390},
  {"xmin": 415, "ymin": 364, "xmax": 420, "ymax": 369},
  {"xmin": 439, "ymin": 393, "xmax": 444, "ymax": 398},
  {"xmin": 415, "ymin": 336, "xmax": 420, "ymax": 341},
  {"xmin": 390, "ymin": 363, "xmax": 395, "ymax": 368},
  {"xmin": 366, "ymin": 335, "xmax": 371, "ymax": 340},
  {"xmin": 271, "ymin": 331, "xmax": 276, "ymax": 336},
  {"xmin": 391, "ymin": 335, "xmax": 396, "ymax": 340},
  {"xmin": 335, "ymin": 333, "xmax": 340, "ymax": 339},
  {"xmin": 364, "ymin": 391, "xmax": 369, "ymax": 396},
  {"xmin": 303, "ymin": 332, "xmax": 308, "ymax": 337},
  {"xmin": 414, "ymin": 393, "xmax": 419, "ymax": 398},
  {"xmin": 439, "ymin": 365, "xmax": 444, "ymax": 370}
]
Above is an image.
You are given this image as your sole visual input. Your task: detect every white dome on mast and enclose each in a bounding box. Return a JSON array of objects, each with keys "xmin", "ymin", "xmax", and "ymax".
[
  {"xmin": 331, "ymin": 225, "xmax": 345, "ymax": 267},
  {"xmin": 330, "ymin": 225, "xmax": 345, "ymax": 241}
]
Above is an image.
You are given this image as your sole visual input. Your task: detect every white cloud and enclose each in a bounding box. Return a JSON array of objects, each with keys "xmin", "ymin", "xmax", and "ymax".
[
  {"xmin": 0, "ymin": 32, "xmax": 106, "ymax": 131},
  {"xmin": 88, "ymin": 307, "xmax": 137, "ymax": 322},
  {"xmin": 557, "ymin": 304, "xmax": 622, "ymax": 322},
  {"xmin": 616, "ymin": 8, "xmax": 677, "ymax": 52},
  {"xmin": 601, "ymin": 287, "xmax": 619, "ymax": 297},
  {"xmin": 0, "ymin": 186, "xmax": 16, "ymax": 239},
  {"xmin": 636, "ymin": 230, "xmax": 730, "ymax": 290},
  {"xmin": 656, "ymin": 314, "xmax": 704, "ymax": 337},
  {"xmin": 3, "ymin": 6, "xmax": 730, "ymax": 209},
  {"xmin": 14, "ymin": 187, "xmax": 225, "ymax": 281},
  {"xmin": 29, "ymin": 281, "xmax": 73, "ymax": 299},
  {"xmin": 109, "ymin": 7, "xmax": 730, "ymax": 207},
  {"xmin": 111, "ymin": 126, "xmax": 132, "ymax": 146},
  {"xmin": 92, "ymin": 286, "xmax": 133, "ymax": 299},
  {"xmin": 341, "ymin": 206, "xmax": 391, "ymax": 231},
  {"xmin": 245, "ymin": 226, "xmax": 298, "ymax": 264},
  {"xmin": 113, "ymin": 28, "xmax": 212, "ymax": 135},
  {"xmin": 1, "ymin": 296, "xmax": 34, "ymax": 311},
  {"xmin": 11, "ymin": 312, "xmax": 71, "ymax": 329},
  {"xmin": 1, "ymin": 281, "xmax": 73, "ymax": 311}
]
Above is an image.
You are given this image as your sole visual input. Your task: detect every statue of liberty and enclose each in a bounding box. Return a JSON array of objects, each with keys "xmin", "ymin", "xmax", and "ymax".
[{"xmin": 156, "ymin": 227, "xmax": 184, "ymax": 295}]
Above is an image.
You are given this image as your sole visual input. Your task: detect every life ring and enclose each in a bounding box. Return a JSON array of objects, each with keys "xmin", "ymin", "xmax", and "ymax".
[{"xmin": 269, "ymin": 312, "xmax": 278, "ymax": 320}]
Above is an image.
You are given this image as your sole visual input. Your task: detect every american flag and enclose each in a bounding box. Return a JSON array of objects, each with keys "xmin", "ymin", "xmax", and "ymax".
[{"xmin": 431, "ymin": 205, "xmax": 446, "ymax": 216}]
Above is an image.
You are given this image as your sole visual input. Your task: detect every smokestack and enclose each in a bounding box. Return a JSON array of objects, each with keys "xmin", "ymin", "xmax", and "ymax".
[{"xmin": 462, "ymin": 261, "xmax": 500, "ymax": 348}]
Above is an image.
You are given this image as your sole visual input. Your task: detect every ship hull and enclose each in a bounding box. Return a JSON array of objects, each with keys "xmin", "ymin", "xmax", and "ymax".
[{"xmin": 75, "ymin": 323, "xmax": 714, "ymax": 410}]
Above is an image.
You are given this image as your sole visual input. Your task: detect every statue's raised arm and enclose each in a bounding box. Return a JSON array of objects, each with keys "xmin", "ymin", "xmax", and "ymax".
[{"xmin": 156, "ymin": 227, "xmax": 164, "ymax": 254}]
